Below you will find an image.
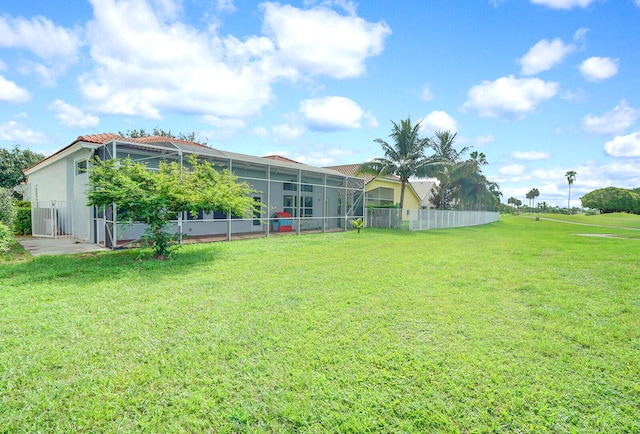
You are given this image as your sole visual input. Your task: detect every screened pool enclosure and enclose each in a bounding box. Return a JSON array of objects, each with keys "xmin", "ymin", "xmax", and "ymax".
[{"xmin": 90, "ymin": 137, "xmax": 365, "ymax": 248}]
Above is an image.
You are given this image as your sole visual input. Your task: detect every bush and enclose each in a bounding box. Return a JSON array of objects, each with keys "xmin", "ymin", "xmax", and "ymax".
[
  {"xmin": 0, "ymin": 221, "xmax": 13, "ymax": 253},
  {"xmin": 0, "ymin": 188, "xmax": 17, "ymax": 228},
  {"xmin": 14, "ymin": 203, "xmax": 31, "ymax": 235}
]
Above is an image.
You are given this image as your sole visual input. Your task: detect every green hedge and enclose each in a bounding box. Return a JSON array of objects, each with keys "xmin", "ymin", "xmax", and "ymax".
[{"xmin": 14, "ymin": 205, "xmax": 31, "ymax": 235}]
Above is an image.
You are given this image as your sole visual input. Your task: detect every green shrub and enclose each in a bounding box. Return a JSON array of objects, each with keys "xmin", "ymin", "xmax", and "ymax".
[
  {"xmin": 0, "ymin": 221, "xmax": 13, "ymax": 253},
  {"xmin": 0, "ymin": 188, "xmax": 17, "ymax": 228},
  {"xmin": 14, "ymin": 204, "xmax": 31, "ymax": 235}
]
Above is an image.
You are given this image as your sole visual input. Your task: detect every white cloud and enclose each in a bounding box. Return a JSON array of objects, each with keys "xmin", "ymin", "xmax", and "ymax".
[
  {"xmin": 530, "ymin": 0, "xmax": 596, "ymax": 9},
  {"xmin": 582, "ymin": 100, "xmax": 639, "ymax": 135},
  {"xmin": 49, "ymin": 100, "xmax": 100, "ymax": 128},
  {"xmin": 500, "ymin": 164, "xmax": 525, "ymax": 176},
  {"xmin": 81, "ymin": 0, "xmax": 279, "ymax": 120},
  {"xmin": 0, "ymin": 75, "xmax": 31, "ymax": 103},
  {"xmin": 462, "ymin": 75, "xmax": 559, "ymax": 119},
  {"xmin": 261, "ymin": 2, "xmax": 391, "ymax": 79},
  {"xmin": 604, "ymin": 132, "xmax": 640, "ymax": 157},
  {"xmin": 251, "ymin": 126, "xmax": 270, "ymax": 139},
  {"xmin": 0, "ymin": 121, "xmax": 47, "ymax": 145},
  {"xmin": 80, "ymin": 0, "xmax": 389, "ymax": 123},
  {"xmin": 272, "ymin": 123, "xmax": 305, "ymax": 143},
  {"xmin": 216, "ymin": 0, "xmax": 237, "ymax": 13},
  {"xmin": 419, "ymin": 111, "xmax": 458, "ymax": 136},
  {"xmin": 511, "ymin": 150, "xmax": 551, "ymax": 160},
  {"xmin": 579, "ymin": 56, "xmax": 619, "ymax": 82},
  {"xmin": 519, "ymin": 38, "xmax": 574, "ymax": 75},
  {"xmin": 0, "ymin": 14, "xmax": 79, "ymax": 61},
  {"xmin": 300, "ymin": 96, "xmax": 364, "ymax": 131},
  {"xmin": 420, "ymin": 84, "xmax": 433, "ymax": 101}
]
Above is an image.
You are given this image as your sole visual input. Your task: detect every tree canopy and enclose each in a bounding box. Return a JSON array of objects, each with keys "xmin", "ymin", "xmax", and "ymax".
[
  {"xmin": 357, "ymin": 117, "xmax": 432, "ymax": 209},
  {"xmin": 0, "ymin": 145, "xmax": 46, "ymax": 189},
  {"xmin": 118, "ymin": 127, "xmax": 208, "ymax": 146},
  {"xmin": 581, "ymin": 187, "xmax": 640, "ymax": 214},
  {"xmin": 87, "ymin": 155, "xmax": 258, "ymax": 258}
]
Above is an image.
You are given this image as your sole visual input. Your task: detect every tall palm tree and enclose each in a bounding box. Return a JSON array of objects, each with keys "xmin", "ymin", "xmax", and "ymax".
[
  {"xmin": 526, "ymin": 189, "xmax": 538, "ymax": 214},
  {"xmin": 425, "ymin": 130, "xmax": 471, "ymax": 210},
  {"xmin": 532, "ymin": 188, "xmax": 540, "ymax": 211},
  {"xmin": 565, "ymin": 170, "xmax": 577, "ymax": 214},
  {"xmin": 357, "ymin": 117, "xmax": 431, "ymax": 210}
]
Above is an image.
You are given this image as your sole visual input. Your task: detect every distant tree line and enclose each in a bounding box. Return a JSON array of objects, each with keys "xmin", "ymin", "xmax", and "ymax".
[
  {"xmin": 118, "ymin": 127, "xmax": 208, "ymax": 146},
  {"xmin": 581, "ymin": 187, "xmax": 640, "ymax": 214}
]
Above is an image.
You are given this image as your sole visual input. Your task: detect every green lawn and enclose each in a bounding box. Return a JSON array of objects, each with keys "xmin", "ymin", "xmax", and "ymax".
[
  {"xmin": 534, "ymin": 211, "xmax": 640, "ymax": 229},
  {"xmin": 1, "ymin": 216, "xmax": 639, "ymax": 432}
]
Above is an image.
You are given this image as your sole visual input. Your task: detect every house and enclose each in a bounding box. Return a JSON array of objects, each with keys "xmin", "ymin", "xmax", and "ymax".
[
  {"xmin": 325, "ymin": 164, "xmax": 422, "ymax": 219},
  {"xmin": 23, "ymin": 134, "xmax": 365, "ymax": 248},
  {"xmin": 410, "ymin": 180, "xmax": 438, "ymax": 209}
]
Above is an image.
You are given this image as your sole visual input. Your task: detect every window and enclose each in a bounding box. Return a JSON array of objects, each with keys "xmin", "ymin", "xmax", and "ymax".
[
  {"xmin": 283, "ymin": 195, "xmax": 296, "ymax": 216},
  {"xmin": 283, "ymin": 182, "xmax": 297, "ymax": 191},
  {"xmin": 253, "ymin": 196, "xmax": 261, "ymax": 226},
  {"xmin": 366, "ymin": 187, "xmax": 394, "ymax": 206},
  {"xmin": 301, "ymin": 196, "xmax": 313, "ymax": 217},
  {"xmin": 186, "ymin": 210, "xmax": 204, "ymax": 220},
  {"xmin": 301, "ymin": 184, "xmax": 313, "ymax": 192},
  {"xmin": 76, "ymin": 159, "xmax": 88, "ymax": 175}
]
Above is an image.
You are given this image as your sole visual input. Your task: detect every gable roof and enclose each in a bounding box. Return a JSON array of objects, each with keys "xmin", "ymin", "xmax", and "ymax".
[
  {"xmin": 325, "ymin": 163, "xmax": 406, "ymax": 185},
  {"xmin": 410, "ymin": 180, "xmax": 438, "ymax": 201}
]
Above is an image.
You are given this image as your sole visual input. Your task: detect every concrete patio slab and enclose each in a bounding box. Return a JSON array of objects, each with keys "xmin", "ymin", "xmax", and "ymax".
[{"xmin": 17, "ymin": 237, "xmax": 108, "ymax": 256}]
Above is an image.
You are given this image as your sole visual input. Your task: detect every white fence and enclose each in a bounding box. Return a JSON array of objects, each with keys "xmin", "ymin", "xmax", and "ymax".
[
  {"xmin": 32, "ymin": 201, "xmax": 73, "ymax": 238},
  {"xmin": 365, "ymin": 208, "xmax": 499, "ymax": 230},
  {"xmin": 407, "ymin": 209, "xmax": 499, "ymax": 231}
]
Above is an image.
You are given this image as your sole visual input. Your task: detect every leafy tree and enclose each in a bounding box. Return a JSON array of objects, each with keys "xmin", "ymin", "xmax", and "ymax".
[
  {"xmin": 118, "ymin": 127, "xmax": 208, "ymax": 146},
  {"xmin": 0, "ymin": 145, "xmax": 46, "ymax": 189},
  {"xmin": 565, "ymin": 170, "xmax": 577, "ymax": 214},
  {"xmin": 581, "ymin": 187, "xmax": 640, "ymax": 214},
  {"xmin": 357, "ymin": 117, "xmax": 432, "ymax": 209},
  {"xmin": 87, "ymin": 155, "xmax": 258, "ymax": 259}
]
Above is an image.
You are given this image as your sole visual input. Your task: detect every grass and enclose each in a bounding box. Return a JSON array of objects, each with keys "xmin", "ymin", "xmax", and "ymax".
[
  {"xmin": 533, "ymin": 211, "xmax": 640, "ymax": 229},
  {"xmin": 1, "ymin": 215, "xmax": 639, "ymax": 432}
]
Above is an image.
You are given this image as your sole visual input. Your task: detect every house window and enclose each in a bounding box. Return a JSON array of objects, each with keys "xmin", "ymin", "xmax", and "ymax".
[
  {"xmin": 76, "ymin": 159, "xmax": 88, "ymax": 175},
  {"xmin": 253, "ymin": 196, "xmax": 261, "ymax": 226},
  {"xmin": 301, "ymin": 184, "xmax": 313, "ymax": 192},
  {"xmin": 301, "ymin": 196, "xmax": 313, "ymax": 217},
  {"xmin": 186, "ymin": 210, "xmax": 204, "ymax": 220},
  {"xmin": 283, "ymin": 195, "xmax": 296, "ymax": 216},
  {"xmin": 283, "ymin": 182, "xmax": 297, "ymax": 191},
  {"xmin": 366, "ymin": 187, "xmax": 394, "ymax": 206}
]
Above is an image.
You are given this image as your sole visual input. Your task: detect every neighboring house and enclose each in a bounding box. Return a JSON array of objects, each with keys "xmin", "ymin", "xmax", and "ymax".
[
  {"xmin": 325, "ymin": 164, "xmax": 422, "ymax": 219},
  {"xmin": 410, "ymin": 180, "xmax": 438, "ymax": 209},
  {"xmin": 23, "ymin": 134, "xmax": 365, "ymax": 248}
]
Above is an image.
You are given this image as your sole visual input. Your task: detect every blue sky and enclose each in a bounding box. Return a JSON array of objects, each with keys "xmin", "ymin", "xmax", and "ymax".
[{"xmin": 1, "ymin": 0, "xmax": 639, "ymax": 207}]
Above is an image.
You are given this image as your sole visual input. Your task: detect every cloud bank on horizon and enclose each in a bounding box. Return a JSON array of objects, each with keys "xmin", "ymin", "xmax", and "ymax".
[{"xmin": 0, "ymin": 0, "xmax": 639, "ymax": 206}]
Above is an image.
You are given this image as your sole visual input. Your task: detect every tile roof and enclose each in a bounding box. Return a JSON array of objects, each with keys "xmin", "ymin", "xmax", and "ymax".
[
  {"xmin": 325, "ymin": 163, "xmax": 402, "ymax": 185},
  {"xmin": 263, "ymin": 155, "xmax": 305, "ymax": 165},
  {"xmin": 76, "ymin": 133, "xmax": 123, "ymax": 144}
]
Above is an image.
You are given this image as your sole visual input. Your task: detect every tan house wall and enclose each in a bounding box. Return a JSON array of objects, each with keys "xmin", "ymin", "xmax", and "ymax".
[{"xmin": 365, "ymin": 178, "xmax": 421, "ymax": 220}]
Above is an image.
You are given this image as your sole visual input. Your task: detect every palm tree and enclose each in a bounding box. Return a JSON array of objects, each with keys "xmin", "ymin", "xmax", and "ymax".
[
  {"xmin": 425, "ymin": 130, "xmax": 471, "ymax": 210},
  {"xmin": 525, "ymin": 188, "xmax": 539, "ymax": 214},
  {"xmin": 532, "ymin": 188, "xmax": 540, "ymax": 211},
  {"xmin": 565, "ymin": 170, "xmax": 577, "ymax": 214},
  {"xmin": 357, "ymin": 117, "xmax": 431, "ymax": 210}
]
